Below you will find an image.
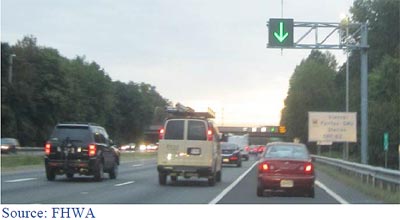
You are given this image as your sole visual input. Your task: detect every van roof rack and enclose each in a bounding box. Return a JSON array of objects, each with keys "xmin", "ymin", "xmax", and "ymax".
[{"xmin": 166, "ymin": 103, "xmax": 215, "ymax": 119}]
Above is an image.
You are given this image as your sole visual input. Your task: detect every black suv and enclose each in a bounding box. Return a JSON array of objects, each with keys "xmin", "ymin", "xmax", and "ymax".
[{"xmin": 44, "ymin": 123, "xmax": 120, "ymax": 181}]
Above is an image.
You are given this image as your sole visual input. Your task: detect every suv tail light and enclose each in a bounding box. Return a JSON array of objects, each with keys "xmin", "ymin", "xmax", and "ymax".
[
  {"xmin": 45, "ymin": 143, "xmax": 51, "ymax": 155},
  {"xmin": 304, "ymin": 162, "xmax": 313, "ymax": 174},
  {"xmin": 88, "ymin": 144, "xmax": 96, "ymax": 157},
  {"xmin": 207, "ymin": 129, "xmax": 213, "ymax": 141},
  {"xmin": 258, "ymin": 161, "xmax": 270, "ymax": 173},
  {"xmin": 159, "ymin": 128, "xmax": 165, "ymax": 140}
]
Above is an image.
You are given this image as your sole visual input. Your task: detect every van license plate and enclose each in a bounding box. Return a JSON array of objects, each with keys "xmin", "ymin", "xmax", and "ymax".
[
  {"xmin": 188, "ymin": 148, "xmax": 201, "ymax": 155},
  {"xmin": 280, "ymin": 180, "xmax": 294, "ymax": 188},
  {"xmin": 223, "ymin": 158, "xmax": 229, "ymax": 162}
]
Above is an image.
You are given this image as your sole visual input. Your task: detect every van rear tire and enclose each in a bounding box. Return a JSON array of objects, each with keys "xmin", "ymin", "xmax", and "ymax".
[
  {"xmin": 216, "ymin": 171, "xmax": 221, "ymax": 182},
  {"xmin": 159, "ymin": 173, "xmax": 167, "ymax": 185},
  {"xmin": 208, "ymin": 173, "xmax": 216, "ymax": 186}
]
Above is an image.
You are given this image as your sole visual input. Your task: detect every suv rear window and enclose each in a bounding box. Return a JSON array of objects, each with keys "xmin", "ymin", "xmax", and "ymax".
[
  {"xmin": 51, "ymin": 126, "xmax": 92, "ymax": 145},
  {"xmin": 188, "ymin": 120, "xmax": 207, "ymax": 141},
  {"xmin": 164, "ymin": 120, "xmax": 184, "ymax": 140}
]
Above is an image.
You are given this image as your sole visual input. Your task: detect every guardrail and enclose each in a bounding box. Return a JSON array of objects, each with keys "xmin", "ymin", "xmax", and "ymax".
[{"xmin": 312, "ymin": 155, "xmax": 400, "ymax": 192}]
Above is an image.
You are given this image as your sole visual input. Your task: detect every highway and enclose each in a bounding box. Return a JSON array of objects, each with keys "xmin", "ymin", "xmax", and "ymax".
[{"xmin": 1, "ymin": 155, "xmax": 381, "ymax": 204}]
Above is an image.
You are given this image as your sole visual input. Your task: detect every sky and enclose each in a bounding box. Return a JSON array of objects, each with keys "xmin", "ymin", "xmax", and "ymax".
[{"xmin": 1, "ymin": 0, "xmax": 355, "ymax": 127}]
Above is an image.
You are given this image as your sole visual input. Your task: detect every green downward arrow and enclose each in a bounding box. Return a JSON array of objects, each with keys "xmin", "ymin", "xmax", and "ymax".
[{"xmin": 273, "ymin": 22, "xmax": 289, "ymax": 43}]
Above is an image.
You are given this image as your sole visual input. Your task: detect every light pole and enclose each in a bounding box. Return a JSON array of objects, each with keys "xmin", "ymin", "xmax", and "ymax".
[{"xmin": 8, "ymin": 54, "xmax": 16, "ymax": 84}]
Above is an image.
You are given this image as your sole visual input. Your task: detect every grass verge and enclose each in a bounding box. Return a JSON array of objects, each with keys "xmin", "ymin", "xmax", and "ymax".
[
  {"xmin": 1, "ymin": 151, "xmax": 157, "ymax": 171},
  {"xmin": 1, "ymin": 154, "xmax": 44, "ymax": 172},
  {"xmin": 316, "ymin": 163, "xmax": 400, "ymax": 203}
]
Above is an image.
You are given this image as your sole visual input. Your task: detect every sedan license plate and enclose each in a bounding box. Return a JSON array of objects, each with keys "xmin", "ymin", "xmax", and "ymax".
[
  {"xmin": 223, "ymin": 158, "xmax": 229, "ymax": 162},
  {"xmin": 280, "ymin": 180, "xmax": 294, "ymax": 188}
]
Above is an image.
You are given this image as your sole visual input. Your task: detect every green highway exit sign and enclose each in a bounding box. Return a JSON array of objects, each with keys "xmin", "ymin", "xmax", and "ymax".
[{"xmin": 268, "ymin": 18, "xmax": 294, "ymax": 48}]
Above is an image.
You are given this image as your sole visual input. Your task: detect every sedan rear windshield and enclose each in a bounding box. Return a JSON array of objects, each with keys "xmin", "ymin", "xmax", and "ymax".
[
  {"xmin": 221, "ymin": 143, "xmax": 238, "ymax": 150},
  {"xmin": 264, "ymin": 145, "xmax": 309, "ymax": 160}
]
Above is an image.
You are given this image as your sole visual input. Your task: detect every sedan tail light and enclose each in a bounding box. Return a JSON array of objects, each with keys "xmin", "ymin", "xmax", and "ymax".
[
  {"xmin": 45, "ymin": 143, "xmax": 51, "ymax": 155},
  {"xmin": 88, "ymin": 144, "xmax": 97, "ymax": 157},
  {"xmin": 304, "ymin": 162, "xmax": 314, "ymax": 174},
  {"xmin": 258, "ymin": 161, "xmax": 270, "ymax": 173}
]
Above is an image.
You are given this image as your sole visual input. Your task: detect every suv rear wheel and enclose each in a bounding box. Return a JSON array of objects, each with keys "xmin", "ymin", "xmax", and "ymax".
[
  {"xmin": 109, "ymin": 160, "xmax": 118, "ymax": 179},
  {"xmin": 94, "ymin": 161, "xmax": 104, "ymax": 182},
  {"xmin": 46, "ymin": 166, "xmax": 56, "ymax": 181}
]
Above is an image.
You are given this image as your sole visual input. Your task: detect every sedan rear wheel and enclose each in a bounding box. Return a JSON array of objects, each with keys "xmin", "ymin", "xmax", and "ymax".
[
  {"xmin": 308, "ymin": 187, "xmax": 315, "ymax": 198},
  {"xmin": 257, "ymin": 186, "xmax": 264, "ymax": 197}
]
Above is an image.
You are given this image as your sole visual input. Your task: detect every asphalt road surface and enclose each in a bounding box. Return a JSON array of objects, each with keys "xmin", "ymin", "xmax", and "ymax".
[{"xmin": 1, "ymin": 155, "xmax": 381, "ymax": 204}]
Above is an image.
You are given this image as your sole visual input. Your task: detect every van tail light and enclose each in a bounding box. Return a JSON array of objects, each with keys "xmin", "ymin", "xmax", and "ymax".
[
  {"xmin": 88, "ymin": 144, "xmax": 97, "ymax": 157},
  {"xmin": 258, "ymin": 161, "xmax": 270, "ymax": 173},
  {"xmin": 245, "ymin": 146, "xmax": 249, "ymax": 152},
  {"xmin": 207, "ymin": 129, "xmax": 213, "ymax": 141},
  {"xmin": 45, "ymin": 143, "xmax": 51, "ymax": 155},
  {"xmin": 159, "ymin": 128, "xmax": 165, "ymax": 140},
  {"xmin": 304, "ymin": 162, "xmax": 314, "ymax": 174}
]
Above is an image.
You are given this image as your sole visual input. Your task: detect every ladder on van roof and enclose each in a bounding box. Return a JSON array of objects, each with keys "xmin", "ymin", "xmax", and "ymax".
[{"xmin": 166, "ymin": 103, "xmax": 215, "ymax": 119}]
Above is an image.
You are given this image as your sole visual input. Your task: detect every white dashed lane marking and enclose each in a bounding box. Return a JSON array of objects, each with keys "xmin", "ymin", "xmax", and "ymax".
[
  {"xmin": 5, "ymin": 178, "xmax": 37, "ymax": 183},
  {"xmin": 114, "ymin": 181, "xmax": 135, "ymax": 187}
]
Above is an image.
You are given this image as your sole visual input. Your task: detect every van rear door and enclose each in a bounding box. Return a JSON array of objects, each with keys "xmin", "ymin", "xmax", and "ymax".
[{"xmin": 158, "ymin": 119, "xmax": 213, "ymax": 167}]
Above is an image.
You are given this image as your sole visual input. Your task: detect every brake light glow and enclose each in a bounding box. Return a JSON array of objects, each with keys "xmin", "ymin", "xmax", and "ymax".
[
  {"xmin": 159, "ymin": 128, "xmax": 165, "ymax": 140},
  {"xmin": 45, "ymin": 143, "xmax": 51, "ymax": 155},
  {"xmin": 88, "ymin": 144, "xmax": 96, "ymax": 157},
  {"xmin": 207, "ymin": 129, "xmax": 213, "ymax": 141},
  {"xmin": 230, "ymin": 156, "xmax": 238, "ymax": 161},
  {"xmin": 258, "ymin": 162, "xmax": 270, "ymax": 172},
  {"xmin": 304, "ymin": 162, "xmax": 313, "ymax": 174}
]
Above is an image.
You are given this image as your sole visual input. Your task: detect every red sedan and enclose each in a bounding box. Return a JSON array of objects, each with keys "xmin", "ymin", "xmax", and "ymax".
[{"xmin": 257, "ymin": 142, "xmax": 315, "ymax": 198}]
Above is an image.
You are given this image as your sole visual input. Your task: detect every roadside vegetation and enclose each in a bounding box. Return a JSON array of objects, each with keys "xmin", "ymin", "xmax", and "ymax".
[
  {"xmin": 1, "ymin": 151, "xmax": 157, "ymax": 171},
  {"xmin": 280, "ymin": 0, "xmax": 399, "ymax": 169}
]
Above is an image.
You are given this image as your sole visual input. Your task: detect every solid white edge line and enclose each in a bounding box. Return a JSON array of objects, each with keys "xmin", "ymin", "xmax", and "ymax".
[
  {"xmin": 5, "ymin": 178, "xmax": 37, "ymax": 183},
  {"xmin": 114, "ymin": 181, "xmax": 135, "ymax": 187},
  {"xmin": 209, "ymin": 161, "xmax": 259, "ymax": 204},
  {"xmin": 315, "ymin": 180, "xmax": 349, "ymax": 204}
]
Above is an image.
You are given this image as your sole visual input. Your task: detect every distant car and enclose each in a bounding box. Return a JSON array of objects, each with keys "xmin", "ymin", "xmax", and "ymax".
[
  {"xmin": 249, "ymin": 145, "xmax": 259, "ymax": 154},
  {"xmin": 257, "ymin": 145, "xmax": 266, "ymax": 154},
  {"xmin": 221, "ymin": 142, "xmax": 242, "ymax": 167},
  {"xmin": 240, "ymin": 146, "xmax": 250, "ymax": 161},
  {"xmin": 1, "ymin": 138, "xmax": 19, "ymax": 154},
  {"xmin": 257, "ymin": 142, "xmax": 315, "ymax": 198},
  {"xmin": 120, "ymin": 143, "xmax": 135, "ymax": 151},
  {"xmin": 44, "ymin": 123, "xmax": 120, "ymax": 181}
]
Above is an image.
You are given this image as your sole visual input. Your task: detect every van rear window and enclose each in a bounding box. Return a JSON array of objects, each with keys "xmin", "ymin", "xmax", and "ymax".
[
  {"xmin": 164, "ymin": 120, "xmax": 184, "ymax": 140},
  {"xmin": 188, "ymin": 120, "xmax": 207, "ymax": 141}
]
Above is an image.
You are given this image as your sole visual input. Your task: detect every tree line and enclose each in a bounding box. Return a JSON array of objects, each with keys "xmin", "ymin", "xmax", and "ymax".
[
  {"xmin": 280, "ymin": 0, "xmax": 399, "ymax": 168},
  {"xmin": 1, "ymin": 36, "xmax": 168, "ymax": 146}
]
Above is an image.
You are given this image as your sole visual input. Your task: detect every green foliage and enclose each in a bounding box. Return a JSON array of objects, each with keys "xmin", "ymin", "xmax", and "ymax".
[
  {"xmin": 281, "ymin": 0, "xmax": 399, "ymax": 168},
  {"xmin": 1, "ymin": 36, "xmax": 167, "ymax": 147},
  {"xmin": 281, "ymin": 50, "xmax": 339, "ymax": 143}
]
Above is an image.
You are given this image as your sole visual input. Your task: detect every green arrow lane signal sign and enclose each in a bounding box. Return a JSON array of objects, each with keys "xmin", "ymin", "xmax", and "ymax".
[
  {"xmin": 274, "ymin": 22, "xmax": 289, "ymax": 42},
  {"xmin": 268, "ymin": 18, "xmax": 294, "ymax": 48}
]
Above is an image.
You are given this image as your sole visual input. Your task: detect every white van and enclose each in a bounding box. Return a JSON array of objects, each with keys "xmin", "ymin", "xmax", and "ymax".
[{"xmin": 157, "ymin": 111, "xmax": 222, "ymax": 186}]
